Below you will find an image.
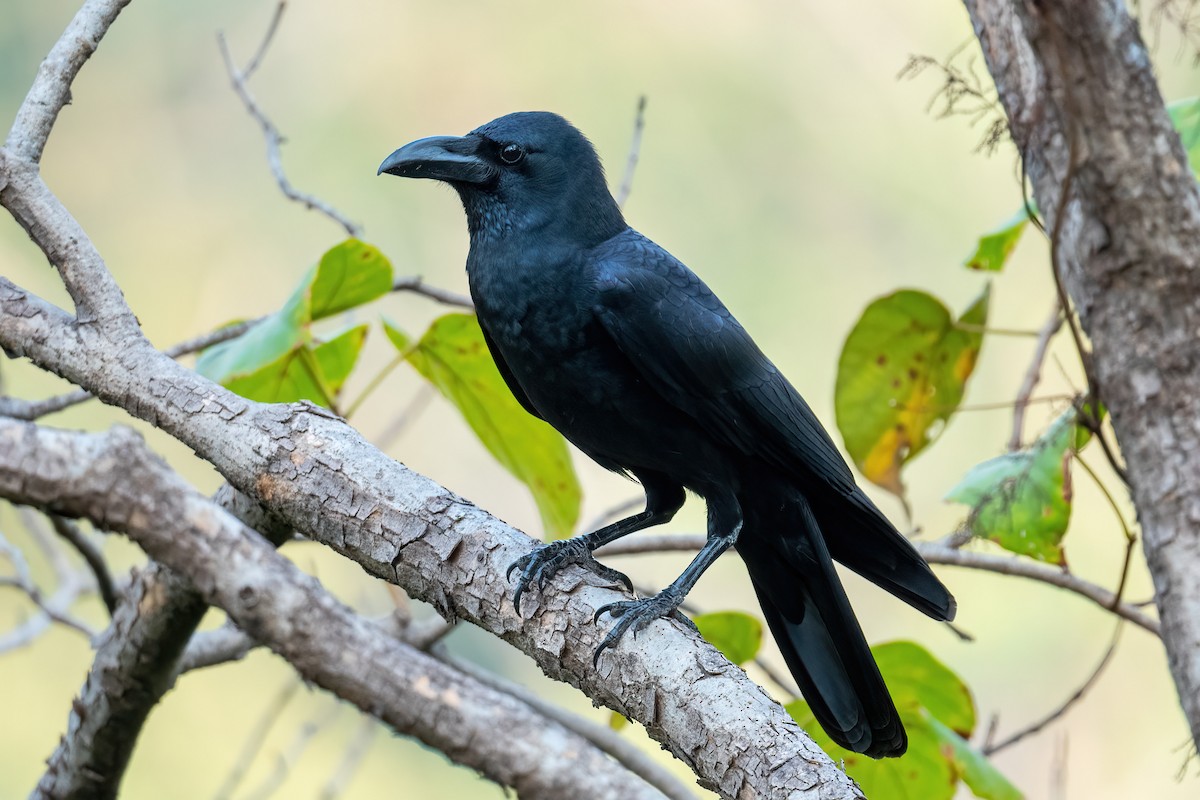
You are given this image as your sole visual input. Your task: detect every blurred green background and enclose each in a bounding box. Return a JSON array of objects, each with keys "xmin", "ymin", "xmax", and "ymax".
[{"xmin": 1, "ymin": 1, "xmax": 1195, "ymax": 798}]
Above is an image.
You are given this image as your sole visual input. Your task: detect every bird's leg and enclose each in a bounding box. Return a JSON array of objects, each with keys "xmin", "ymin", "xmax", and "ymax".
[
  {"xmin": 593, "ymin": 492, "xmax": 741, "ymax": 665},
  {"xmin": 507, "ymin": 477, "xmax": 685, "ymax": 613}
]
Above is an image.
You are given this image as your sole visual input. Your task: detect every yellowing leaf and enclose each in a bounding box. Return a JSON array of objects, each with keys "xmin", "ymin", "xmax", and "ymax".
[{"xmin": 836, "ymin": 287, "xmax": 989, "ymax": 497}]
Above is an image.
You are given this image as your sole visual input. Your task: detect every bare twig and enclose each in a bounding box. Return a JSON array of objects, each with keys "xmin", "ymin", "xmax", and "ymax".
[
  {"xmin": 373, "ymin": 383, "xmax": 436, "ymax": 450},
  {"xmin": 1073, "ymin": 453, "xmax": 1138, "ymax": 609},
  {"xmin": 983, "ymin": 623, "xmax": 1123, "ymax": 755},
  {"xmin": 318, "ymin": 715, "xmax": 379, "ymax": 800},
  {"xmin": 583, "ymin": 496, "xmax": 644, "ymax": 534},
  {"xmin": 0, "ymin": 527, "xmax": 94, "ymax": 643},
  {"xmin": 597, "ymin": 533, "xmax": 1159, "ymax": 635},
  {"xmin": 215, "ymin": 679, "xmax": 303, "ymax": 800},
  {"xmin": 3, "ymin": 421, "xmax": 673, "ymax": 800},
  {"xmin": 243, "ymin": 699, "xmax": 343, "ymax": 800},
  {"xmin": 48, "ymin": 514, "xmax": 118, "ymax": 614},
  {"xmin": 391, "ymin": 275, "xmax": 474, "ymax": 308},
  {"xmin": 616, "ymin": 96, "xmax": 648, "ymax": 208},
  {"xmin": 217, "ymin": 3, "xmax": 361, "ymax": 238},
  {"xmin": 435, "ymin": 645, "xmax": 696, "ymax": 800},
  {"xmin": 1009, "ymin": 301, "xmax": 1064, "ymax": 450}
]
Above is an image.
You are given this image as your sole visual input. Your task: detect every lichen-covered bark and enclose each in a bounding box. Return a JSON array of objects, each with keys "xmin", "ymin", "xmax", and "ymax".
[{"xmin": 965, "ymin": 0, "xmax": 1200, "ymax": 748}]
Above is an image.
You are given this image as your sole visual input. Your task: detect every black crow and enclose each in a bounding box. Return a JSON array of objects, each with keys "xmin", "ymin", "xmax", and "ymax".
[{"xmin": 379, "ymin": 111, "xmax": 955, "ymax": 758}]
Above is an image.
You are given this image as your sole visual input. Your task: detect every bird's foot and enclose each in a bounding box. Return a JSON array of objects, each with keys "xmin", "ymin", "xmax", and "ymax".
[
  {"xmin": 507, "ymin": 538, "xmax": 632, "ymax": 614},
  {"xmin": 592, "ymin": 586, "xmax": 692, "ymax": 666}
]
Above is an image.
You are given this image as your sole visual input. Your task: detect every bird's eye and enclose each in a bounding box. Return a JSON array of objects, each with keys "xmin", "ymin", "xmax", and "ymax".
[{"xmin": 499, "ymin": 144, "xmax": 526, "ymax": 165}]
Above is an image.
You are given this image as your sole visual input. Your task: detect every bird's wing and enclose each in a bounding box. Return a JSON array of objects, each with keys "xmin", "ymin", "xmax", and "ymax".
[
  {"xmin": 479, "ymin": 320, "xmax": 544, "ymax": 421},
  {"xmin": 591, "ymin": 239, "xmax": 855, "ymax": 492}
]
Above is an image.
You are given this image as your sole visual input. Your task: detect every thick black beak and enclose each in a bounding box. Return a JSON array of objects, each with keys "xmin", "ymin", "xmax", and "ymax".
[{"xmin": 377, "ymin": 135, "xmax": 495, "ymax": 185}]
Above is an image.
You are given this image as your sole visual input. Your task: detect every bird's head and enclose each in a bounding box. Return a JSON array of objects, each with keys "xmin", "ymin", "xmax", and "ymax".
[{"xmin": 378, "ymin": 111, "xmax": 625, "ymax": 246}]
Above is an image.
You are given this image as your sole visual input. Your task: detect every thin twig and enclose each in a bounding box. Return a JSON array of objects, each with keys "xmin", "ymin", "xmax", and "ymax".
[
  {"xmin": 217, "ymin": 3, "xmax": 361, "ymax": 238},
  {"xmin": 48, "ymin": 514, "xmax": 117, "ymax": 614},
  {"xmin": 616, "ymin": 96, "xmax": 647, "ymax": 209},
  {"xmin": 0, "ymin": 527, "xmax": 94, "ymax": 643},
  {"xmin": 214, "ymin": 679, "xmax": 303, "ymax": 800},
  {"xmin": 373, "ymin": 384, "xmax": 436, "ymax": 450},
  {"xmin": 242, "ymin": 698, "xmax": 342, "ymax": 800},
  {"xmin": 1073, "ymin": 453, "xmax": 1137, "ymax": 609},
  {"xmin": 983, "ymin": 622, "xmax": 1123, "ymax": 755},
  {"xmin": 391, "ymin": 275, "xmax": 473, "ymax": 308},
  {"xmin": 583, "ymin": 496, "xmax": 644, "ymax": 534},
  {"xmin": 1009, "ymin": 301, "xmax": 1064, "ymax": 450},
  {"xmin": 318, "ymin": 715, "xmax": 378, "ymax": 800},
  {"xmin": 596, "ymin": 533, "xmax": 1160, "ymax": 634}
]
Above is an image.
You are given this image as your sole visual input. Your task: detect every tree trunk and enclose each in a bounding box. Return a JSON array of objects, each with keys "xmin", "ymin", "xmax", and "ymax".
[{"xmin": 966, "ymin": 0, "xmax": 1200, "ymax": 748}]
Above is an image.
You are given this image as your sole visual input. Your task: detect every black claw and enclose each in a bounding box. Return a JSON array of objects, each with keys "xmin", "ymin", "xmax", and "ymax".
[{"xmin": 507, "ymin": 540, "xmax": 632, "ymax": 617}]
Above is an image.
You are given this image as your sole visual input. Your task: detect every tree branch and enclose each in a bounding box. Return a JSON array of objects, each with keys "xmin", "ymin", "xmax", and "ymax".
[
  {"xmin": 32, "ymin": 485, "xmax": 290, "ymax": 800},
  {"xmin": 597, "ymin": 533, "xmax": 1160, "ymax": 635},
  {"xmin": 0, "ymin": 420, "xmax": 673, "ymax": 800},
  {"xmin": 217, "ymin": 3, "xmax": 362, "ymax": 238},
  {"xmin": 0, "ymin": 275, "xmax": 859, "ymax": 798}
]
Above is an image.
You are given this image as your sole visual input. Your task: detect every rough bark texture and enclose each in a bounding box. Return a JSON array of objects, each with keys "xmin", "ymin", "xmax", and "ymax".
[
  {"xmin": 965, "ymin": 0, "xmax": 1200, "ymax": 748},
  {"xmin": 0, "ymin": 420, "xmax": 669, "ymax": 800},
  {"xmin": 32, "ymin": 486, "xmax": 289, "ymax": 800},
  {"xmin": 0, "ymin": 280, "xmax": 860, "ymax": 799}
]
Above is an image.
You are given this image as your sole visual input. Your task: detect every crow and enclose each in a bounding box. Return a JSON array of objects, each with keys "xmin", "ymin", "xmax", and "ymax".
[{"xmin": 379, "ymin": 111, "xmax": 955, "ymax": 758}]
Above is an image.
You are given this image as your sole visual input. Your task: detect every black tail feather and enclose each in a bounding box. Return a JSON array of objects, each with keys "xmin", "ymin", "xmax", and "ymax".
[
  {"xmin": 739, "ymin": 492, "xmax": 907, "ymax": 758},
  {"xmin": 816, "ymin": 489, "xmax": 956, "ymax": 622}
]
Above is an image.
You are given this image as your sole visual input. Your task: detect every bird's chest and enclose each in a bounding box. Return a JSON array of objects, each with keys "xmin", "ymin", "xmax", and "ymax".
[{"xmin": 469, "ymin": 253, "xmax": 592, "ymax": 361}]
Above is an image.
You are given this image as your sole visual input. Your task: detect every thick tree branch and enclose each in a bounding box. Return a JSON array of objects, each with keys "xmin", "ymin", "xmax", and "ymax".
[
  {"xmin": 0, "ymin": 276, "xmax": 860, "ymax": 798},
  {"xmin": 31, "ymin": 484, "xmax": 289, "ymax": 800},
  {"xmin": 965, "ymin": 0, "xmax": 1200, "ymax": 748},
  {"xmin": 0, "ymin": 420, "xmax": 671, "ymax": 800}
]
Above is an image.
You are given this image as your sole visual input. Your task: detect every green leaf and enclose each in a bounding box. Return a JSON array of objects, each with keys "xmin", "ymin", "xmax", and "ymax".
[
  {"xmin": 787, "ymin": 701, "xmax": 956, "ymax": 800},
  {"xmin": 608, "ymin": 711, "xmax": 629, "ymax": 731},
  {"xmin": 196, "ymin": 279, "xmax": 311, "ymax": 384},
  {"xmin": 1168, "ymin": 97, "xmax": 1200, "ymax": 177},
  {"xmin": 198, "ymin": 239, "xmax": 391, "ymax": 394},
  {"xmin": 312, "ymin": 324, "xmax": 369, "ymax": 394},
  {"xmin": 945, "ymin": 407, "xmax": 1078, "ymax": 564},
  {"xmin": 836, "ymin": 287, "xmax": 990, "ymax": 497},
  {"xmin": 382, "ymin": 318, "xmax": 412, "ymax": 352},
  {"xmin": 223, "ymin": 343, "xmax": 334, "ymax": 406},
  {"xmin": 965, "ymin": 207, "xmax": 1030, "ymax": 272},
  {"xmin": 693, "ymin": 611, "xmax": 762, "ymax": 665},
  {"xmin": 927, "ymin": 717, "xmax": 1023, "ymax": 800},
  {"xmin": 874, "ymin": 641, "xmax": 974, "ymax": 737},
  {"xmin": 310, "ymin": 239, "xmax": 394, "ymax": 320},
  {"xmin": 389, "ymin": 313, "xmax": 581, "ymax": 538}
]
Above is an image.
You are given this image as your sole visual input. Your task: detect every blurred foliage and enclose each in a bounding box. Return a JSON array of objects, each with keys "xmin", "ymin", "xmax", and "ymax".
[
  {"xmin": 693, "ymin": 610, "xmax": 763, "ymax": 665},
  {"xmin": 197, "ymin": 239, "xmax": 391, "ymax": 407}
]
